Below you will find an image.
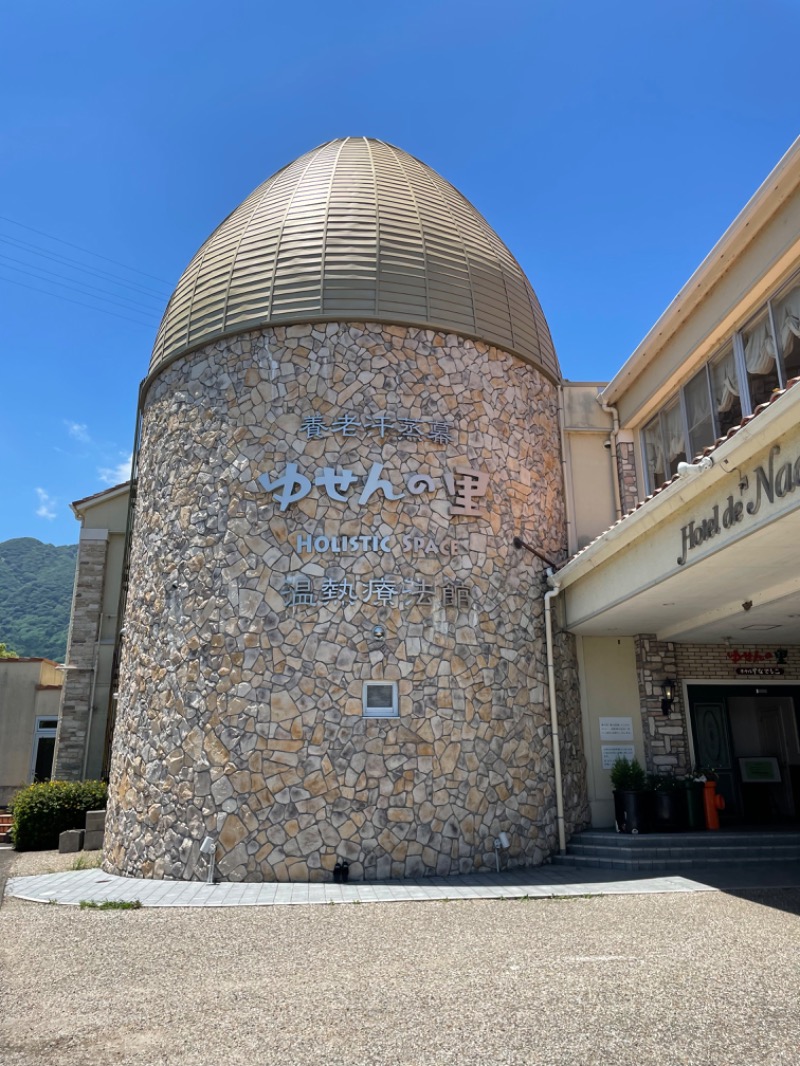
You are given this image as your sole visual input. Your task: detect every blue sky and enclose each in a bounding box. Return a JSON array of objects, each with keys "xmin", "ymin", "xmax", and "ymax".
[{"xmin": 1, "ymin": 0, "xmax": 798, "ymax": 546}]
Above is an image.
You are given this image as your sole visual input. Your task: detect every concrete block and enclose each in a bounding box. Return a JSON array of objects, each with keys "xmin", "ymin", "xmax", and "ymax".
[
  {"xmin": 59, "ymin": 829, "xmax": 84, "ymax": 853},
  {"xmin": 84, "ymin": 810, "xmax": 106, "ymax": 833},
  {"xmin": 83, "ymin": 830, "xmax": 104, "ymax": 851}
]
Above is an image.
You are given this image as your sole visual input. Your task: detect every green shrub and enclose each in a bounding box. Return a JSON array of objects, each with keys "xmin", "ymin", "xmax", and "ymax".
[
  {"xmin": 609, "ymin": 756, "xmax": 647, "ymax": 791},
  {"xmin": 9, "ymin": 780, "xmax": 107, "ymax": 851}
]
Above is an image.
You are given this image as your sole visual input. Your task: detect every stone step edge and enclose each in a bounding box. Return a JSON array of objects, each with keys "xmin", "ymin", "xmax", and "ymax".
[
  {"xmin": 565, "ymin": 846, "xmax": 800, "ymax": 860},
  {"xmin": 569, "ymin": 833, "xmax": 800, "ymax": 846},
  {"xmin": 553, "ymin": 855, "xmax": 799, "ymax": 868}
]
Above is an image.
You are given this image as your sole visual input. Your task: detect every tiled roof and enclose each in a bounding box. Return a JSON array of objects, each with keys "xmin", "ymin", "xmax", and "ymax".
[{"xmin": 71, "ymin": 481, "xmax": 131, "ymax": 509}]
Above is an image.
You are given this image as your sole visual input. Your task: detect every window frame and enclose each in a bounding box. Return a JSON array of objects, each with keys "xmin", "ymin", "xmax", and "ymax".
[{"xmin": 362, "ymin": 681, "xmax": 399, "ymax": 718}]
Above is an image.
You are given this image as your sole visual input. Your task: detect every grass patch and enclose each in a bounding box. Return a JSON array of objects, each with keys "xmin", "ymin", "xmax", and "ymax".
[
  {"xmin": 71, "ymin": 853, "xmax": 102, "ymax": 870},
  {"xmin": 79, "ymin": 899, "xmax": 141, "ymax": 910}
]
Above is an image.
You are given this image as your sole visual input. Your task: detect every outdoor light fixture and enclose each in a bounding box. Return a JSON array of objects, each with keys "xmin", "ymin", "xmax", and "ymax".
[
  {"xmin": 199, "ymin": 835, "xmax": 217, "ymax": 885},
  {"xmin": 494, "ymin": 831, "xmax": 511, "ymax": 872},
  {"xmin": 661, "ymin": 679, "xmax": 676, "ymax": 716},
  {"xmin": 677, "ymin": 456, "xmax": 714, "ymax": 476}
]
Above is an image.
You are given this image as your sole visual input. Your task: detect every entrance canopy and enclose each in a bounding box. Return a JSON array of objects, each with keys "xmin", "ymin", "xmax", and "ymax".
[{"xmin": 557, "ymin": 383, "xmax": 800, "ymax": 644}]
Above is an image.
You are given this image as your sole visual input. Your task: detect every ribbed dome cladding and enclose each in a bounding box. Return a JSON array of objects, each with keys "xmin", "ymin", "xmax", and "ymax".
[{"xmin": 150, "ymin": 138, "xmax": 559, "ymax": 380}]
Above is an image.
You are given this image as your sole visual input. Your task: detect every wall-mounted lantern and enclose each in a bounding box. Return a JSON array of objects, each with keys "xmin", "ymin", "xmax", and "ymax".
[{"xmin": 661, "ymin": 679, "xmax": 676, "ymax": 716}]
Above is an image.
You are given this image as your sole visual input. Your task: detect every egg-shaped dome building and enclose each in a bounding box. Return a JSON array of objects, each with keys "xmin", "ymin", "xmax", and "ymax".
[{"xmin": 105, "ymin": 137, "xmax": 588, "ymax": 882}]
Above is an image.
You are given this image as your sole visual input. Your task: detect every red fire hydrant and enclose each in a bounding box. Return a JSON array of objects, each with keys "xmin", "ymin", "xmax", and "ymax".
[{"xmin": 703, "ymin": 780, "xmax": 725, "ymax": 830}]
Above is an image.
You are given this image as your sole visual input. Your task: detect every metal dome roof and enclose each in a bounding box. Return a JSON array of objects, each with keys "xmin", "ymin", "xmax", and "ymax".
[{"xmin": 149, "ymin": 138, "xmax": 559, "ymax": 382}]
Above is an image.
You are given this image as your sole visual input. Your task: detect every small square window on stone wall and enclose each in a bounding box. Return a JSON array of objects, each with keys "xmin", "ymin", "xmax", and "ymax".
[{"xmin": 362, "ymin": 681, "xmax": 399, "ymax": 718}]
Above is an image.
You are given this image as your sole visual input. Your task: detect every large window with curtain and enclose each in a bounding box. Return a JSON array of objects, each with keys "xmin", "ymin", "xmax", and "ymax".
[
  {"xmin": 684, "ymin": 365, "xmax": 714, "ymax": 458},
  {"xmin": 642, "ymin": 414, "xmax": 667, "ymax": 491},
  {"xmin": 741, "ymin": 310, "xmax": 779, "ymax": 409},
  {"xmin": 637, "ymin": 267, "xmax": 800, "ymax": 495},
  {"xmin": 773, "ymin": 279, "xmax": 800, "ymax": 383},
  {"xmin": 709, "ymin": 344, "xmax": 742, "ymax": 439}
]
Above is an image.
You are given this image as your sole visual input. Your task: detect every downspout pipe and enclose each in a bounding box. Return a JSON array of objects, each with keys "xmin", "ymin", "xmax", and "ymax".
[
  {"xmin": 597, "ymin": 395, "xmax": 623, "ymax": 520},
  {"xmin": 544, "ymin": 570, "xmax": 567, "ymax": 855}
]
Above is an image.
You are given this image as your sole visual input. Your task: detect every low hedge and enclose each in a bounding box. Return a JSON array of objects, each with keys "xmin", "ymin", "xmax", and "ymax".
[{"xmin": 9, "ymin": 780, "xmax": 107, "ymax": 851}]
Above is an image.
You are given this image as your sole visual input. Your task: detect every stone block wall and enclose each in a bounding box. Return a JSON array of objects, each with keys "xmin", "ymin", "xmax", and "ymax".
[
  {"xmin": 634, "ymin": 634, "xmax": 690, "ymax": 775},
  {"xmin": 616, "ymin": 439, "xmax": 639, "ymax": 515},
  {"xmin": 104, "ymin": 322, "xmax": 587, "ymax": 881},
  {"xmin": 53, "ymin": 532, "xmax": 108, "ymax": 779}
]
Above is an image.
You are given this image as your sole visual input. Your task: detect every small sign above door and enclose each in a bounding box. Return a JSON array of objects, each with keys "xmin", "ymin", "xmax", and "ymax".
[{"xmin": 735, "ymin": 667, "xmax": 785, "ymax": 677}]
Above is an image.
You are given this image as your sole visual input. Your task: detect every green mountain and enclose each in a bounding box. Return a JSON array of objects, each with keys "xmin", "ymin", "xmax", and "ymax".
[{"xmin": 0, "ymin": 538, "xmax": 78, "ymax": 661}]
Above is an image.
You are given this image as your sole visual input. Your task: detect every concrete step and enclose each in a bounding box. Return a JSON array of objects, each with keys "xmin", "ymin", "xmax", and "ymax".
[
  {"xmin": 560, "ymin": 828, "xmax": 800, "ymax": 870},
  {"xmin": 570, "ymin": 830, "xmax": 800, "ymax": 848},
  {"xmin": 563, "ymin": 842, "xmax": 800, "ymax": 863},
  {"xmin": 553, "ymin": 852, "xmax": 800, "ymax": 871}
]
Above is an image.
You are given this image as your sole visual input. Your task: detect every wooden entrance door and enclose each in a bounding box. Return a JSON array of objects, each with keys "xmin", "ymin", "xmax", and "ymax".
[{"xmin": 689, "ymin": 690, "xmax": 740, "ymax": 818}]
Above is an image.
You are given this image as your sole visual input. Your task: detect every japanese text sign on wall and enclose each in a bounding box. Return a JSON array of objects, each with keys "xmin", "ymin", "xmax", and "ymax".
[
  {"xmin": 259, "ymin": 461, "xmax": 489, "ymax": 519},
  {"xmin": 279, "ymin": 575, "xmax": 471, "ymax": 612},
  {"xmin": 599, "ymin": 717, "xmax": 634, "ymax": 741},
  {"xmin": 299, "ymin": 413, "xmax": 453, "ymax": 444}
]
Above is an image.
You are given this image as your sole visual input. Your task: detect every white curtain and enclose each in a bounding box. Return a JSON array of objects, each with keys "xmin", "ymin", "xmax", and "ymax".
[
  {"xmin": 644, "ymin": 422, "xmax": 665, "ymax": 483},
  {"xmin": 663, "ymin": 403, "xmax": 685, "ymax": 462},
  {"xmin": 775, "ymin": 284, "xmax": 800, "ymax": 350},
  {"xmin": 743, "ymin": 316, "xmax": 777, "ymax": 376},
  {"xmin": 711, "ymin": 349, "xmax": 739, "ymax": 413}
]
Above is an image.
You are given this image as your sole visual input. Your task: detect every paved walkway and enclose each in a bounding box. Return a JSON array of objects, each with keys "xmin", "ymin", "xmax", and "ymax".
[{"xmin": 7, "ymin": 859, "xmax": 800, "ymax": 908}]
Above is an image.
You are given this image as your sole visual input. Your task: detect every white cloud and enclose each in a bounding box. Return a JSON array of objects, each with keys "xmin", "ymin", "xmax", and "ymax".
[
  {"xmin": 98, "ymin": 452, "xmax": 133, "ymax": 485},
  {"xmin": 35, "ymin": 487, "xmax": 57, "ymax": 520},
  {"xmin": 65, "ymin": 420, "xmax": 91, "ymax": 444}
]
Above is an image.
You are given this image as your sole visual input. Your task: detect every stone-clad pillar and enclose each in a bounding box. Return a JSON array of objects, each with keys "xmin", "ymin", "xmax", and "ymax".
[
  {"xmin": 616, "ymin": 434, "xmax": 639, "ymax": 514},
  {"xmin": 634, "ymin": 634, "xmax": 690, "ymax": 775},
  {"xmin": 52, "ymin": 530, "xmax": 108, "ymax": 779}
]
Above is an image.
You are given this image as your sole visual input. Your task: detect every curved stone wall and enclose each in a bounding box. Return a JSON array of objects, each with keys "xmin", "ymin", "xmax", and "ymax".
[{"xmin": 105, "ymin": 323, "xmax": 587, "ymax": 881}]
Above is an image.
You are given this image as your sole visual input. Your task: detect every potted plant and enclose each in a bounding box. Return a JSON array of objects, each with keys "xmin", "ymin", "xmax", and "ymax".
[
  {"xmin": 610, "ymin": 756, "xmax": 650, "ymax": 834},
  {"xmin": 683, "ymin": 769, "xmax": 708, "ymax": 830},
  {"xmin": 648, "ymin": 773, "xmax": 688, "ymax": 831}
]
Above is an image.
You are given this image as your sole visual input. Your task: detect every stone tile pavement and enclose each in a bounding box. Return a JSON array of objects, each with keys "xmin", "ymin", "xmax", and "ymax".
[{"xmin": 7, "ymin": 859, "xmax": 800, "ymax": 908}]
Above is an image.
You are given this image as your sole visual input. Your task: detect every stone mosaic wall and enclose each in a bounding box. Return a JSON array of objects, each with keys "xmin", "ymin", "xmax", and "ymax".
[{"xmin": 105, "ymin": 323, "xmax": 588, "ymax": 881}]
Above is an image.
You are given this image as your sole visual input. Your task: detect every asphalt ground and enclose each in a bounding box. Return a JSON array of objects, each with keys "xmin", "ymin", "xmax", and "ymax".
[{"xmin": 1, "ymin": 849, "xmax": 799, "ymax": 1065}]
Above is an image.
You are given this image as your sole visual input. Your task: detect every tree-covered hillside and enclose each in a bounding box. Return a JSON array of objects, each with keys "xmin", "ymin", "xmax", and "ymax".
[{"xmin": 0, "ymin": 538, "xmax": 77, "ymax": 661}]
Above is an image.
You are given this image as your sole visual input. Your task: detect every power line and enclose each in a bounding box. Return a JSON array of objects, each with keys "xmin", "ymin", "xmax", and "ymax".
[
  {"xmin": 0, "ymin": 274, "xmax": 157, "ymax": 329},
  {"xmin": 0, "ymin": 259, "xmax": 164, "ymax": 318},
  {"xmin": 0, "ymin": 214, "xmax": 173, "ymax": 286},
  {"xmin": 0, "ymin": 234, "xmax": 170, "ymax": 300},
  {"xmin": 0, "ymin": 252, "xmax": 164, "ymax": 313}
]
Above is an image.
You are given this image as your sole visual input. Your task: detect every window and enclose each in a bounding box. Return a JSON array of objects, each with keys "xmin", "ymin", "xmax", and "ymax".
[
  {"xmin": 772, "ymin": 280, "xmax": 800, "ymax": 383},
  {"xmin": 741, "ymin": 310, "xmax": 779, "ymax": 409},
  {"xmin": 684, "ymin": 365, "xmax": 715, "ymax": 458},
  {"xmin": 662, "ymin": 399, "xmax": 687, "ymax": 478},
  {"xmin": 642, "ymin": 414, "xmax": 667, "ymax": 490},
  {"xmin": 709, "ymin": 344, "xmax": 742, "ymax": 438},
  {"xmin": 30, "ymin": 717, "xmax": 58, "ymax": 783},
  {"xmin": 362, "ymin": 681, "xmax": 399, "ymax": 718}
]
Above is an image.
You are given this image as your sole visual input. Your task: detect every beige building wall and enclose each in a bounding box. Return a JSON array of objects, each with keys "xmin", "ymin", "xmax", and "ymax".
[
  {"xmin": 561, "ymin": 383, "xmax": 616, "ymax": 553},
  {"xmin": 576, "ymin": 637, "xmax": 644, "ymax": 827},
  {"xmin": 0, "ymin": 659, "xmax": 63, "ymax": 805}
]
